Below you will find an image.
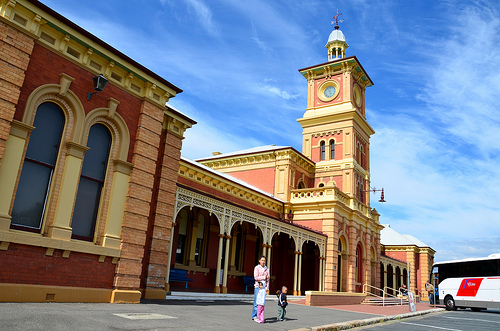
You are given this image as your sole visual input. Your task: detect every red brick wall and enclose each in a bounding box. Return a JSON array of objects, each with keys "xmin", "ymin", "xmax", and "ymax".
[
  {"xmin": 0, "ymin": 243, "xmax": 115, "ymax": 288},
  {"xmin": 385, "ymin": 251, "xmax": 407, "ymax": 263},
  {"xmin": 226, "ymin": 168, "xmax": 276, "ymax": 195},
  {"xmin": 15, "ymin": 44, "xmax": 143, "ymax": 162}
]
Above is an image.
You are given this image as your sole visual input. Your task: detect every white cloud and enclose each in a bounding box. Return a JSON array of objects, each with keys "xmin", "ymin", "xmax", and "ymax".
[{"xmin": 370, "ymin": 2, "xmax": 500, "ymax": 262}]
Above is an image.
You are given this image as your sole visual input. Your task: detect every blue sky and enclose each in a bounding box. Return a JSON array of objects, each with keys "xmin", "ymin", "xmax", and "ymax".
[{"xmin": 39, "ymin": 0, "xmax": 500, "ymax": 263}]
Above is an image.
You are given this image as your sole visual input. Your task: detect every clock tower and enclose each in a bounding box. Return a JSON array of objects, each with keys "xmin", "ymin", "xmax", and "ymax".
[{"xmin": 297, "ymin": 15, "xmax": 375, "ymax": 205}]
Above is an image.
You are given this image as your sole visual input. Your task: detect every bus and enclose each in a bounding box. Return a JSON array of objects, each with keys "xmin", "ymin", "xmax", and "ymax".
[
  {"xmin": 431, "ymin": 253, "xmax": 500, "ymax": 283},
  {"xmin": 439, "ymin": 276, "xmax": 500, "ymax": 311}
]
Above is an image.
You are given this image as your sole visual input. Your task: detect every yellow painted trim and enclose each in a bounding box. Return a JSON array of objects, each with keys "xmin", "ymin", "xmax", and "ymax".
[
  {"xmin": 113, "ymin": 159, "xmax": 133, "ymax": 175},
  {"xmin": 49, "ymin": 153, "xmax": 84, "ymax": 240},
  {"xmin": 102, "ymin": 170, "xmax": 129, "ymax": 248},
  {"xmin": 0, "ymin": 132, "xmax": 27, "ymax": 229},
  {"xmin": 0, "ymin": 283, "xmax": 113, "ymax": 303},
  {"xmin": 110, "ymin": 289, "xmax": 141, "ymax": 304},
  {"xmin": 0, "ymin": 230, "xmax": 120, "ymax": 257},
  {"xmin": 143, "ymin": 288, "xmax": 167, "ymax": 300},
  {"xmin": 82, "ymin": 109, "xmax": 130, "ymax": 162},
  {"xmin": 8, "ymin": 120, "xmax": 34, "ymax": 139}
]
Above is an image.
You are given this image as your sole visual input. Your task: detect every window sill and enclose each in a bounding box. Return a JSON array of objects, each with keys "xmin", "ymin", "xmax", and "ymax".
[{"xmin": 0, "ymin": 229, "xmax": 120, "ymax": 259}]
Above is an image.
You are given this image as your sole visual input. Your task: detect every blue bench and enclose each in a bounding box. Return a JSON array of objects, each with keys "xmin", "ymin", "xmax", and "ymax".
[
  {"xmin": 169, "ymin": 268, "xmax": 193, "ymax": 288},
  {"xmin": 242, "ymin": 276, "xmax": 255, "ymax": 292}
]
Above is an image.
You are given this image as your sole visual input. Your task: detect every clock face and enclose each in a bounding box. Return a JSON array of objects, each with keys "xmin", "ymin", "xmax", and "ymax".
[{"xmin": 324, "ymin": 86, "xmax": 336, "ymax": 98}]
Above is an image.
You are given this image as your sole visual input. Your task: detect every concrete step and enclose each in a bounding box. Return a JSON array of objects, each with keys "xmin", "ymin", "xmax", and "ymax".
[{"xmin": 362, "ymin": 297, "xmax": 408, "ymax": 306}]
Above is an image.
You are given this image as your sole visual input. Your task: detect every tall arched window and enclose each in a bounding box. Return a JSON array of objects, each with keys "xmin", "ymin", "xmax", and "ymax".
[
  {"xmin": 356, "ymin": 244, "xmax": 363, "ymax": 285},
  {"xmin": 330, "ymin": 139, "xmax": 335, "ymax": 160},
  {"xmin": 11, "ymin": 102, "xmax": 65, "ymax": 231},
  {"xmin": 176, "ymin": 209, "xmax": 189, "ymax": 264},
  {"xmin": 195, "ymin": 214, "xmax": 205, "ymax": 266},
  {"xmin": 337, "ymin": 239, "xmax": 342, "ymax": 292},
  {"xmin": 71, "ymin": 124, "xmax": 111, "ymax": 241},
  {"xmin": 320, "ymin": 141, "xmax": 325, "ymax": 161}
]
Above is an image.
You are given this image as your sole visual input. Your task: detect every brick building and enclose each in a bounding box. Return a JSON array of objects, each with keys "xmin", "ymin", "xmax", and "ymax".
[
  {"xmin": 380, "ymin": 224, "xmax": 435, "ymax": 300},
  {"xmin": 0, "ymin": 1, "xmax": 433, "ymax": 303},
  {"xmin": 0, "ymin": 0, "xmax": 195, "ymax": 303}
]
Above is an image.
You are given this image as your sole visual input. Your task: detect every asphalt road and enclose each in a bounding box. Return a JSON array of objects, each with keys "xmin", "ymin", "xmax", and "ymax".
[
  {"xmin": 0, "ymin": 300, "xmax": 382, "ymax": 331},
  {"xmin": 353, "ymin": 309, "xmax": 500, "ymax": 331}
]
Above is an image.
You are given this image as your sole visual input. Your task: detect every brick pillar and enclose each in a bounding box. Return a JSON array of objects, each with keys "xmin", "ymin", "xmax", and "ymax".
[
  {"xmin": 0, "ymin": 21, "xmax": 34, "ymax": 164},
  {"xmin": 112, "ymin": 101, "xmax": 164, "ymax": 303},
  {"xmin": 142, "ymin": 118, "xmax": 183, "ymax": 299},
  {"xmin": 322, "ymin": 217, "xmax": 337, "ymax": 291}
]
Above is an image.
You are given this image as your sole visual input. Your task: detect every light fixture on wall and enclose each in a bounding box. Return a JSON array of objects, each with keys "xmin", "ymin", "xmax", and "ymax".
[
  {"xmin": 365, "ymin": 187, "xmax": 386, "ymax": 203},
  {"xmin": 87, "ymin": 74, "xmax": 109, "ymax": 100}
]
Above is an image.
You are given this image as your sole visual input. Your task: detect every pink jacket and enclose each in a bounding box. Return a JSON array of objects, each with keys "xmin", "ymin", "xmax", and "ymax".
[{"xmin": 254, "ymin": 264, "xmax": 270, "ymax": 290}]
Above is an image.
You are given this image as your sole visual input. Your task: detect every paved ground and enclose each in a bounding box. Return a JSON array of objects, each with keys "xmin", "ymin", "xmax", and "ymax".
[{"xmin": 0, "ymin": 299, "xmax": 442, "ymax": 331}]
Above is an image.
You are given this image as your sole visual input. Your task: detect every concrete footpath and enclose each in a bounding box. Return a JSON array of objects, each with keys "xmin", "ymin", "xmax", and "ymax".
[{"xmin": 0, "ymin": 298, "xmax": 444, "ymax": 331}]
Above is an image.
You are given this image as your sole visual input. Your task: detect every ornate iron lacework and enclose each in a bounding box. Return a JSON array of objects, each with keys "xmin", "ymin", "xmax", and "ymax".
[{"xmin": 175, "ymin": 187, "xmax": 326, "ymax": 255}]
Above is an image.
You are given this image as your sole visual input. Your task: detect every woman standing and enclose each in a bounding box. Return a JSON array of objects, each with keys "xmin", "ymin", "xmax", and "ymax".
[{"xmin": 252, "ymin": 256, "xmax": 270, "ymax": 321}]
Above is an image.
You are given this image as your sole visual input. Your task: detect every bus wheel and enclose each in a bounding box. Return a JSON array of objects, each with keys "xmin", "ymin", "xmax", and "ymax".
[{"xmin": 445, "ymin": 296, "xmax": 456, "ymax": 311}]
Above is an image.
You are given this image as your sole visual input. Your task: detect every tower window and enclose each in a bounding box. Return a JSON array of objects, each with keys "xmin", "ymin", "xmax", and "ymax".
[
  {"xmin": 320, "ymin": 141, "xmax": 325, "ymax": 161},
  {"xmin": 330, "ymin": 139, "xmax": 335, "ymax": 160}
]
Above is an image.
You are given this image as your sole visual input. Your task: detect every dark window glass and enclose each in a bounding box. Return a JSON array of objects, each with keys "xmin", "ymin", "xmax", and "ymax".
[
  {"xmin": 71, "ymin": 124, "xmax": 111, "ymax": 241},
  {"xmin": 330, "ymin": 140, "xmax": 335, "ymax": 160},
  {"xmin": 11, "ymin": 103, "xmax": 65, "ymax": 230},
  {"xmin": 320, "ymin": 141, "xmax": 325, "ymax": 161}
]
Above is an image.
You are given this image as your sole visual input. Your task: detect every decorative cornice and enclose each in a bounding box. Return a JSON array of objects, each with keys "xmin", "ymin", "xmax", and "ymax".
[
  {"xmin": 178, "ymin": 160, "xmax": 282, "ymax": 213},
  {"xmin": 200, "ymin": 148, "xmax": 316, "ymax": 174},
  {"xmin": 3, "ymin": 0, "xmax": 181, "ymax": 108}
]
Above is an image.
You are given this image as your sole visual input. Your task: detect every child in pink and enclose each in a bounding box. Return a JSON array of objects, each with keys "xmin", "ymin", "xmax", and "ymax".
[{"xmin": 255, "ymin": 281, "xmax": 266, "ymax": 323}]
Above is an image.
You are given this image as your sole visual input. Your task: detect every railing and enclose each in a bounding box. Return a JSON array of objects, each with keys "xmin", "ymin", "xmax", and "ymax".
[
  {"xmin": 383, "ymin": 286, "xmax": 404, "ymax": 305},
  {"xmin": 363, "ymin": 284, "xmax": 405, "ymax": 306}
]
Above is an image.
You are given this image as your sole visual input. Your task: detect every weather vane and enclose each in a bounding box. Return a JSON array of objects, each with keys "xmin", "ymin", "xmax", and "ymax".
[{"xmin": 331, "ymin": 7, "xmax": 344, "ymax": 29}]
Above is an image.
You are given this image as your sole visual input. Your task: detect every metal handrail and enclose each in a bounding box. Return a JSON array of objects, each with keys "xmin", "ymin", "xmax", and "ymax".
[
  {"xmin": 383, "ymin": 286, "xmax": 404, "ymax": 305},
  {"xmin": 362, "ymin": 284, "xmax": 408, "ymax": 306},
  {"xmin": 363, "ymin": 284, "xmax": 386, "ymax": 306}
]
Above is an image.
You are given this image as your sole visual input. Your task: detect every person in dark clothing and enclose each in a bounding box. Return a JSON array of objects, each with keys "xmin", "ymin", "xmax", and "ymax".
[{"xmin": 276, "ymin": 286, "xmax": 288, "ymax": 321}]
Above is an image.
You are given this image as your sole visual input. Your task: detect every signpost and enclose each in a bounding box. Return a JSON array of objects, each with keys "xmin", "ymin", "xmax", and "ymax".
[{"xmin": 408, "ymin": 291, "xmax": 416, "ymax": 312}]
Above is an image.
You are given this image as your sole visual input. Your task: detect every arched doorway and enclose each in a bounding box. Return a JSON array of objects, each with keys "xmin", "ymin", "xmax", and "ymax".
[
  {"xmin": 386, "ymin": 264, "xmax": 394, "ymax": 295},
  {"xmin": 270, "ymin": 233, "xmax": 295, "ymax": 294},
  {"xmin": 355, "ymin": 243, "xmax": 363, "ymax": 293},
  {"xmin": 301, "ymin": 240, "xmax": 320, "ymax": 292}
]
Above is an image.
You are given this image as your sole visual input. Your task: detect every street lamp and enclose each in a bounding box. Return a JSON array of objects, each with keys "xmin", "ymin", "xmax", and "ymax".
[{"xmin": 87, "ymin": 74, "xmax": 109, "ymax": 100}]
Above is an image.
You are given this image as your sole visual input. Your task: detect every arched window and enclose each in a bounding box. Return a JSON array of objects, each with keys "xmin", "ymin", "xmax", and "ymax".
[
  {"xmin": 356, "ymin": 244, "xmax": 363, "ymax": 284},
  {"xmin": 194, "ymin": 214, "xmax": 205, "ymax": 266},
  {"xmin": 176, "ymin": 209, "xmax": 189, "ymax": 264},
  {"xmin": 297, "ymin": 181, "xmax": 305, "ymax": 189},
  {"xmin": 337, "ymin": 239, "xmax": 342, "ymax": 292},
  {"xmin": 71, "ymin": 124, "xmax": 111, "ymax": 241},
  {"xmin": 330, "ymin": 139, "xmax": 335, "ymax": 160},
  {"xmin": 320, "ymin": 141, "xmax": 325, "ymax": 161},
  {"xmin": 11, "ymin": 102, "xmax": 65, "ymax": 231}
]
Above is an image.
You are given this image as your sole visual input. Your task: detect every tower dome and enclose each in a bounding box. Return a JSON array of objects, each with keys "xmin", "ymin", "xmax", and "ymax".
[{"xmin": 325, "ymin": 9, "xmax": 349, "ymax": 61}]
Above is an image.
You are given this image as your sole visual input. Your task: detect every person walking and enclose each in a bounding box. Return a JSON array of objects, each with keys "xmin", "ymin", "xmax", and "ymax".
[
  {"xmin": 252, "ymin": 256, "xmax": 270, "ymax": 321},
  {"xmin": 255, "ymin": 281, "xmax": 267, "ymax": 323},
  {"xmin": 425, "ymin": 281, "xmax": 435, "ymax": 305},
  {"xmin": 276, "ymin": 286, "xmax": 288, "ymax": 321}
]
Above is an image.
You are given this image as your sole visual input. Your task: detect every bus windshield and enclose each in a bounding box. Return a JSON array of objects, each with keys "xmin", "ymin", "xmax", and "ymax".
[{"xmin": 432, "ymin": 253, "xmax": 500, "ymax": 283}]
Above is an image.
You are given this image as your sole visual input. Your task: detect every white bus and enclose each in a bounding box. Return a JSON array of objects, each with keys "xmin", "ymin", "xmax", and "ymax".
[
  {"xmin": 432, "ymin": 253, "xmax": 500, "ymax": 283},
  {"xmin": 439, "ymin": 276, "xmax": 500, "ymax": 311}
]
